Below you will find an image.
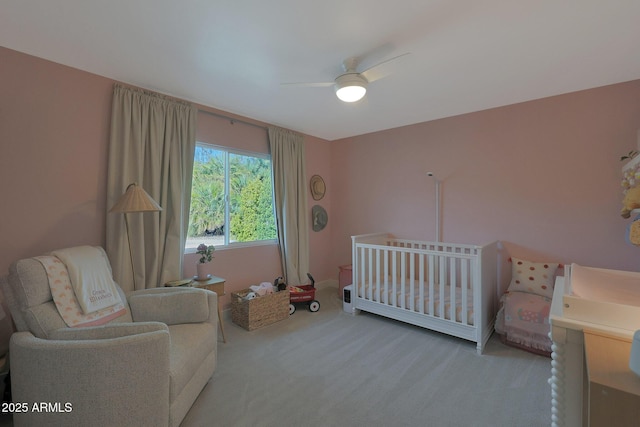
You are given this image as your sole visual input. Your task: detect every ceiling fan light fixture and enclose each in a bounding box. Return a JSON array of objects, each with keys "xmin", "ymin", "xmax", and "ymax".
[{"xmin": 335, "ymin": 74, "xmax": 368, "ymax": 102}]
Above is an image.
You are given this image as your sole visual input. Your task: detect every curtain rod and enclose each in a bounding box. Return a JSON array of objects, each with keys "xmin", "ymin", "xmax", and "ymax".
[{"xmin": 197, "ymin": 109, "xmax": 268, "ymax": 132}]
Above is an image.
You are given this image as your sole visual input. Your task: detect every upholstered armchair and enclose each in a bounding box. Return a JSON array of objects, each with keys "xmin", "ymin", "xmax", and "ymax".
[{"xmin": 1, "ymin": 247, "xmax": 218, "ymax": 427}]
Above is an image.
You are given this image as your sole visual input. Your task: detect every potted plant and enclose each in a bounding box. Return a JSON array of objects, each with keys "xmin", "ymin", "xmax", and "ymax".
[{"xmin": 196, "ymin": 243, "xmax": 215, "ymax": 280}]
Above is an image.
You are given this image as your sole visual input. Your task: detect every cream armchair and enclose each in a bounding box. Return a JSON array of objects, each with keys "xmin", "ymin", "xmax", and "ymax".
[{"xmin": 1, "ymin": 249, "xmax": 218, "ymax": 427}]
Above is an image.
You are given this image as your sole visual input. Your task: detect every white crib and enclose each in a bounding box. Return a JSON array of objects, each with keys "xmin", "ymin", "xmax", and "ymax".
[{"xmin": 351, "ymin": 233, "xmax": 499, "ymax": 354}]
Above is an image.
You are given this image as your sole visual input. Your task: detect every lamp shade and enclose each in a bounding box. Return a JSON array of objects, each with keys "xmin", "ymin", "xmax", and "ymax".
[
  {"xmin": 335, "ymin": 74, "xmax": 367, "ymax": 103},
  {"xmin": 109, "ymin": 183, "xmax": 162, "ymax": 213}
]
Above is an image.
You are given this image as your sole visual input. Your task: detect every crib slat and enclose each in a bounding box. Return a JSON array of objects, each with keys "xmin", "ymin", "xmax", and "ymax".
[
  {"xmin": 375, "ymin": 248, "xmax": 381, "ymax": 303},
  {"xmin": 363, "ymin": 246, "xmax": 368, "ymax": 301},
  {"xmin": 383, "ymin": 248, "xmax": 389, "ymax": 305},
  {"xmin": 450, "ymin": 257, "xmax": 456, "ymax": 322},
  {"xmin": 370, "ymin": 247, "xmax": 377, "ymax": 303},
  {"xmin": 439, "ymin": 255, "xmax": 445, "ymax": 320},
  {"xmin": 419, "ymin": 253, "xmax": 425, "ymax": 314},
  {"xmin": 367, "ymin": 248, "xmax": 373, "ymax": 301},
  {"xmin": 400, "ymin": 250, "xmax": 406, "ymax": 309},
  {"xmin": 409, "ymin": 250, "xmax": 415, "ymax": 311},
  {"xmin": 356, "ymin": 248, "xmax": 367, "ymax": 298},
  {"xmin": 428, "ymin": 255, "xmax": 435, "ymax": 316},
  {"xmin": 392, "ymin": 250, "xmax": 397, "ymax": 307},
  {"xmin": 461, "ymin": 259, "xmax": 469, "ymax": 325}
]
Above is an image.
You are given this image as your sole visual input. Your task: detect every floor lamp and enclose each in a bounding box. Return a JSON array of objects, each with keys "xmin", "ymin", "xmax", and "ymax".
[
  {"xmin": 109, "ymin": 182, "xmax": 162, "ymax": 289},
  {"xmin": 427, "ymin": 172, "xmax": 442, "ymax": 243}
]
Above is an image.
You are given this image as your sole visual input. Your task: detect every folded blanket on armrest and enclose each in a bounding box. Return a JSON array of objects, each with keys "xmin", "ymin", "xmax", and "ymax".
[
  {"xmin": 52, "ymin": 246, "xmax": 122, "ymax": 314},
  {"xmin": 35, "ymin": 254, "xmax": 126, "ymax": 328}
]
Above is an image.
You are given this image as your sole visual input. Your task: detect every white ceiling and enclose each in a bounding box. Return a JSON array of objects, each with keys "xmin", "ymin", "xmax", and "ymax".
[{"xmin": 2, "ymin": 1, "xmax": 640, "ymax": 141}]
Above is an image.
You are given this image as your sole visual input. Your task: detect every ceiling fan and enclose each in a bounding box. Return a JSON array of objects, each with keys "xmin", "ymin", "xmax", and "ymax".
[{"xmin": 282, "ymin": 53, "xmax": 410, "ymax": 103}]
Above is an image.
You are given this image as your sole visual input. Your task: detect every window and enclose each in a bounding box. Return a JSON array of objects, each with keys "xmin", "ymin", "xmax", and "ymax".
[{"xmin": 186, "ymin": 143, "xmax": 277, "ymax": 250}]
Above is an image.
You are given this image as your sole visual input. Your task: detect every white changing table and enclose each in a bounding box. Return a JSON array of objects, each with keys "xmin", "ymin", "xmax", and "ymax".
[{"xmin": 549, "ymin": 277, "xmax": 639, "ymax": 427}]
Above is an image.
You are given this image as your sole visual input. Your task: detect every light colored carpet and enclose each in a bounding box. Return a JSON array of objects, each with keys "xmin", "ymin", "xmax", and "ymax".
[{"xmin": 181, "ymin": 286, "xmax": 551, "ymax": 427}]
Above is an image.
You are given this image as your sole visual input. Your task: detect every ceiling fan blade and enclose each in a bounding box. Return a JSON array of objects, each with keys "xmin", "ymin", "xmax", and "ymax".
[
  {"xmin": 360, "ymin": 52, "xmax": 411, "ymax": 83},
  {"xmin": 280, "ymin": 82, "xmax": 334, "ymax": 88}
]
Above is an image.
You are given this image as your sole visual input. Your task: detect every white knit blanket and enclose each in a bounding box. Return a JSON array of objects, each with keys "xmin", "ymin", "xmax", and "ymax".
[
  {"xmin": 36, "ymin": 249, "xmax": 126, "ymax": 327},
  {"xmin": 52, "ymin": 246, "xmax": 122, "ymax": 314}
]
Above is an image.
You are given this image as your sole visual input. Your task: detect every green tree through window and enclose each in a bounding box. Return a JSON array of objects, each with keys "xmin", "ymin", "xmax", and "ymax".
[{"xmin": 187, "ymin": 144, "xmax": 277, "ymax": 249}]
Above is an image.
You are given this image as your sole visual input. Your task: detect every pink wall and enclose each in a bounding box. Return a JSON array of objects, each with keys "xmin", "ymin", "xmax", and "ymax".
[
  {"xmin": 3, "ymin": 44, "xmax": 640, "ymax": 314},
  {"xmin": 0, "ymin": 47, "xmax": 334, "ymax": 310},
  {"xmin": 331, "ymin": 80, "xmax": 640, "ymax": 272},
  {"xmin": 0, "ymin": 47, "xmax": 112, "ymax": 273},
  {"xmin": 305, "ymin": 135, "xmax": 333, "ymax": 281}
]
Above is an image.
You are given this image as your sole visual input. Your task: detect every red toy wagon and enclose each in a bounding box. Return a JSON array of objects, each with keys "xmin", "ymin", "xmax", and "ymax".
[{"xmin": 288, "ymin": 273, "xmax": 320, "ymax": 315}]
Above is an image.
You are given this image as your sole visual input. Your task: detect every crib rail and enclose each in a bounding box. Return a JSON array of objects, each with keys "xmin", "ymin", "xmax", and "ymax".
[
  {"xmin": 351, "ymin": 233, "xmax": 498, "ymax": 354},
  {"xmin": 353, "ymin": 241, "xmax": 477, "ymax": 325}
]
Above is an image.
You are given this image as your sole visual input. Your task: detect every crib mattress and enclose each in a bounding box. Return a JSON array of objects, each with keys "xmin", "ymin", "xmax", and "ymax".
[{"xmin": 357, "ymin": 281, "xmax": 474, "ymax": 325}]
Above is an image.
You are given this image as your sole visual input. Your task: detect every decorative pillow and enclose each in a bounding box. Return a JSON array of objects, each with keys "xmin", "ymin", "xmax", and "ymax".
[{"xmin": 507, "ymin": 257, "xmax": 559, "ymax": 299}]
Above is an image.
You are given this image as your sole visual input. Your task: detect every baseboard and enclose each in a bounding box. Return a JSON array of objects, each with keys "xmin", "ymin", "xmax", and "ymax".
[{"xmin": 314, "ymin": 278, "xmax": 338, "ymax": 290}]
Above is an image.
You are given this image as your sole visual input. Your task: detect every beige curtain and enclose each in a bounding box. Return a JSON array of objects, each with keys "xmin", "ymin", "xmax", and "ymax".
[
  {"xmin": 106, "ymin": 84, "xmax": 197, "ymax": 292},
  {"xmin": 269, "ymin": 126, "xmax": 310, "ymax": 286}
]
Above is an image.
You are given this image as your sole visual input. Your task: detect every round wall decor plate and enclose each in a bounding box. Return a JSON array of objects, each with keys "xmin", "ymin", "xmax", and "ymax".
[
  {"xmin": 310, "ymin": 175, "xmax": 326, "ymax": 200},
  {"xmin": 312, "ymin": 205, "xmax": 328, "ymax": 231}
]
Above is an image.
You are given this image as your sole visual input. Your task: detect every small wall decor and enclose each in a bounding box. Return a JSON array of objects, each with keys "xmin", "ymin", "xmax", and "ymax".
[
  {"xmin": 312, "ymin": 205, "xmax": 328, "ymax": 231},
  {"xmin": 310, "ymin": 175, "xmax": 326, "ymax": 200}
]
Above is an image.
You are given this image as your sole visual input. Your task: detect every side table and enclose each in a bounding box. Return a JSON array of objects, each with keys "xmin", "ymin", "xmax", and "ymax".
[{"xmin": 190, "ymin": 276, "xmax": 227, "ymax": 343}]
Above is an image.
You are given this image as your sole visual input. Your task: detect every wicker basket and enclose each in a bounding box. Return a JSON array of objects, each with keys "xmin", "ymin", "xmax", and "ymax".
[{"xmin": 231, "ymin": 289, "xmax": 290, "ymax": 331}]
